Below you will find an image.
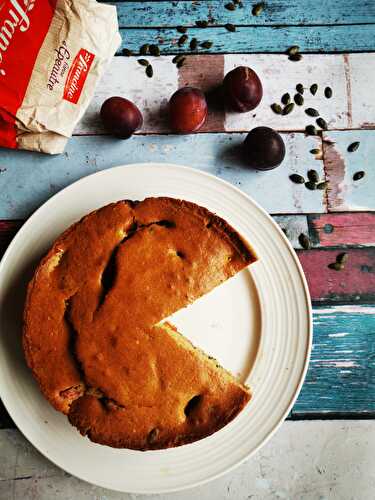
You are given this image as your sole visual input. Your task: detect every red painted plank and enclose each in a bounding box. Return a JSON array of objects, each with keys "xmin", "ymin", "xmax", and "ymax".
[
  {"xmin": 309, "ymin": 213, "xmax": 375, "ymax": 247},
  {"xmin": 298, "ymin": 248, "xmax": 375, "ymax": 303}
]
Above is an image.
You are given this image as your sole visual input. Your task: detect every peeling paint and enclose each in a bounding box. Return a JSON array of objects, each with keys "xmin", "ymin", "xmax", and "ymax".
[
  {"xmin": 323, "ymin": 140, "xmax": 348, "ymax": 211},
  {"xmin": 343, "ymin": 54, "xmax": 353, "ymax": 128}
]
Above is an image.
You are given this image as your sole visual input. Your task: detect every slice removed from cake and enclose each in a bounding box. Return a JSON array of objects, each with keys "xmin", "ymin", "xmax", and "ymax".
[{"xmin": 23, "ymin": 197, "xmax": 257, "ymax": 449}]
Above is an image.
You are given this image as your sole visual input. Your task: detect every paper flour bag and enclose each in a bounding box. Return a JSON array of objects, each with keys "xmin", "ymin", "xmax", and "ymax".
[{"xmin": 0, "ymin": 0, "xmax": 121, "ymax": 154}]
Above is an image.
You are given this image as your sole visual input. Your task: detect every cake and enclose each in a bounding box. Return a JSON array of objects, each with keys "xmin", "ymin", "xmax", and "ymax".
[{"xmin": 23, "ymin": 197, "xmax": 257, "ymax": 449}]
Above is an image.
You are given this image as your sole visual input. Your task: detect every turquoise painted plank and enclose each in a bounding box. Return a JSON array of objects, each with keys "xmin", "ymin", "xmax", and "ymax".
[
  {"xmin": 293, "ymin": 305, "xmax": 375, "ymax": 416},
  {"xmin": 118, "ymin": 25, "xmax": 375, "ymax": 54},
  {"xmin": 108, "ymin": 1, "xmax": 375, "ymax": 27},
  {"xmin": 0, "ymin": 133, "xmax": 325, "ymax": 219},
  {"xmin": 323, "ymin": 130, "xmax": 375, "ymax": 212}
]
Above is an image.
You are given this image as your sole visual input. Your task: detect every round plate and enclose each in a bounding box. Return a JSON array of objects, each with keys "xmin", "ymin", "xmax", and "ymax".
[{"xmin": 0, "ymin": 163, "xmax": 312, "ymax": 494}]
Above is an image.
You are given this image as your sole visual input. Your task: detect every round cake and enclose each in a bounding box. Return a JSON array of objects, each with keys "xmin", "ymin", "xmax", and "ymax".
[{"xmin": 23, "ymin": 197, "xmax": 257, "ymax": 449}]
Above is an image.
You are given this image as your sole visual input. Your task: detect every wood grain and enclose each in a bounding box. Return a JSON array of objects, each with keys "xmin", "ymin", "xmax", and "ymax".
[
  {"xmin": 309, "ymin": 213, "xmax": 375, "ymax": 247},
  {"xmin": 323, "ymin": 130, "xmax": 375, "ymax": 212},
  {"xmin": 0, "ymin": 134, "xmax": 325, "ymax": 218},
  {"xmin": 350, "ymin": 53, "xmax": 375, "ymax": 128},
  {"xmin": 293, "ymin": 305, "xmax": 375, "ymax": 415},
  {"xmin": 76, "ymin": 54, "xmax": 373, "ymax": 135},
  {"xmin": 298, "ymin": 248, "xmax": 375, "ymax": 303},
  {"xmin": 111, "ymin": 1, "xmax": 375, "ymax": 27},
  {"xmin": 117, "ymin": 25, "xmax": 375, "ymax": 54}
]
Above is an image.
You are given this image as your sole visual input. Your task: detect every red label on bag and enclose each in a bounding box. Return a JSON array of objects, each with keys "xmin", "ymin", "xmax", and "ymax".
[
  {"xmin": 63, "ymin": 48, "xmax": 94, "ymax": 104},
  {"xmin": 0, "ymin": 0, "xmax": 57, "ymax": 148}
]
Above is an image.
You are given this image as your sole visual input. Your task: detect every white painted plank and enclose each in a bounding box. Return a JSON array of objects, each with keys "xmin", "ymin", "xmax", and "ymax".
[
  {"xmin": 223, "ymin": 54, "xmax": 348, "ymax": 132},
  {"xmin": 349, "ymin": 53, "xmax": 375, "ymax": 128},
  {"xmin": 79, "ymin": 57, "xmax": 178, "ymax": 134},
  {"xmin": 272, "ymin": 215, "xmax": 309, "ymax": 248},
  {"xmin": 1, "ymin": 422, "xmax": 375, "ymax": 499},
  {"xmin": 75, "ymin": 54, "xmax": 354, "ymax": 134}
]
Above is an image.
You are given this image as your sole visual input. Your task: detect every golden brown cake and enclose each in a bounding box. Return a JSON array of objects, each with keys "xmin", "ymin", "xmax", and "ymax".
[{"xmin": 23, "ymin": 197, "xmax": 257, "ymax": 450}]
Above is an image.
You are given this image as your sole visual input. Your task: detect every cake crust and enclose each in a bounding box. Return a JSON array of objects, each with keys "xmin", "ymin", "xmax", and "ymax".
[{"xmin": 23, "ymin": 197, "xmax": 256, "ymax": 449}]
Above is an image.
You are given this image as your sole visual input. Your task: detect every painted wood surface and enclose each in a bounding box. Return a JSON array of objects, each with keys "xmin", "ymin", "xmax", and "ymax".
[
  {"xmin": 324, "ymin": 130, "xmax": 375, "ymax": 212},
  {"xmin": 0, "ymin": 2, "xmax": 374, "ymax": 496},
  {"xmin": 0, "ymin": 305, "xmax": 373, "ymax": 429},
  {"xmin": 350, "ymin": 53, "xmax": 375, "ymax": 128},
  {"xmin": 298, "ymin": 249, "xmax": 375, "ymax": 303},
  {"xmin": 309, "ymin": 213, "xmax": 375, "ymax": 247},
  {"xmin": 294, "ymin": 305, "xmax": 375, "ymax": 415},
  {"xmin": 116, "ymin": 25, "xmax": 375, "ymax": 54},
  {"xmin": 110, "ymin": 1, "xmax": 375, "ymax": 27},
  {"xmin": 1, "ymin": 131, "xmax": 374, "ymax": 218},
  {"xmin": 0, "ymin": 134, "xmax": 325, "ymax": 218},
  {"xmin": 2, "ymin": 421, "xmax": 375, "ymax": 499},
  {"xmin": 77, "ymin": 54, "xmax": 374, "ymax": 134}
]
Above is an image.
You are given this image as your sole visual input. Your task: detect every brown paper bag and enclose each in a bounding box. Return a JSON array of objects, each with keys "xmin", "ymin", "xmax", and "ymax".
[{"xmin": 0, "ymin": 0, "xmax": 121, "ymax": 154}]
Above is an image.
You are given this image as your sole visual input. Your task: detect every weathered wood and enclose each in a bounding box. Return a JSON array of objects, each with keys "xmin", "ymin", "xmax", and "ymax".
[
  {"xmin": 298, "ymin": 248, "xmax": 375, "ymax": 303},
  {"xmin": 273, "ymin": 215, "xmax": 309, "ymax": 249},
  {"xmin": 350, "ymin": 53, "xmax": 375, "ymax": 128},
  {"xmin": 110, "ymin": 1, "xmax": 375, "ymax": 28},
  {"xmin": 293, "ymin": 305, "xmax": 375, "ymax": 415},
  {"xmin": 309, "ymin": 213, "xmax": 375, "ymax": 247},
  {"xmin": 117, "ymin": 25, "xmax": 375, "ymax": 54},
  {"xmin": 323, "ymin": 130, "xmax": 375, "ymax": 212},
  {"xmin": 0, "ymin": 134, "xmax": 325, "ymax": 218},
  {"xmin": 222, "ymin": 54, "xmax": 348, "ymax": 133},
  {"xmin": 1, "ymin": 422, "xmax": 375, "ymax": 497},
  {"xmin": 76, "ymin": 54, "xmax": 374, "ymax": 135}
]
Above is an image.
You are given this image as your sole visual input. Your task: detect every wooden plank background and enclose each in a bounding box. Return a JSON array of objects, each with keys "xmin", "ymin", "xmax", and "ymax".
[
  {"xmin": 111, "ymin": 1, "xmax": 375, "ymax": 27},
  {"xmin": 293, "ymin": 305, "xmax": 375, "ymax": 416},
  {"xmin": 116, "ymin": 25, "xmax": 375, "ymax": 54},
  {"xmin": 77, "ymin": 54, "xmax": 375, "ymax": 134},
  {"xmin": 0, "ymin": 0, "xmax": 374, "ymax": 426}
]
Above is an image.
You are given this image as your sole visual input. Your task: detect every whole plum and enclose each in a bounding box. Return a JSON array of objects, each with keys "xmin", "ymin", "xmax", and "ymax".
[
  {"xmin": 169, "ymin": 87, "xmax": 208, "ymax": 133},
  {"xmin": 223, "ymin": 66, "xmax": 263, "ymax": 112},
  {"xmin": 243, "ymin": 127, "xmax": 285, "ymax": 170},
  {"xmin": 100, "ymin": 97, "xmax": 143, "ymax": 139}
]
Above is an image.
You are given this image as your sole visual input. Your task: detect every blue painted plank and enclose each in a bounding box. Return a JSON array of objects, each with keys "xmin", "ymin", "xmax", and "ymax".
[
  {"xmin": 0, "ymin": 133, "xmax": 325, "ymax": 218},
  {"xmin": 107, "ymin": 1, "xmax": 375, "ymax": 27},
  {"xmin": 293, "ymin": 305, "xmax": 375, "ymax": 416},
  {"xmin": 118, "ymin": 25, "xmax": 375, "ymax": 54}
]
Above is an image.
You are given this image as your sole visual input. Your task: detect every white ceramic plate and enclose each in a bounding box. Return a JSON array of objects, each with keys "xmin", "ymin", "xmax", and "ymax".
[{"xmin": 0, "ymin": 163, "xmax": 312, "ymax": 494}]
